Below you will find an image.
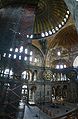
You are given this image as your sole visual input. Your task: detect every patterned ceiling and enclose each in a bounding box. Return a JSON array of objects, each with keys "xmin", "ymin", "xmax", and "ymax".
[
  {"xmin": 0, "ymin": 0, "xmax": 78, "ymax": 68},
  {"xmin": 34, "ymin": 0, "xmax": 69, "ymax": 38},
  {"xmin": 49, "ymin": 25, "xmax": 78, "ymax": 49},
  {"xmin": 0, "ymin": 0, "xmax": 77, "ymax": 53},
  {"xmin": 0, "ymin": 0, "xmax": 70, "ymax": 39}
]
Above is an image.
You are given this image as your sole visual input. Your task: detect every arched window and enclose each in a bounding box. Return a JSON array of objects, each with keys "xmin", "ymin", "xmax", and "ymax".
[
  {"xmin": 21, "ymin": 71, "xmax": 28, "ymax": 79},
  {"xmin": 56, "ymin": 64, "xmax": 66, "ymax": 69},
  {"xmin": 73, "ymin": 56, "xmax": 78, "ymax": 67},
  {"xmin": 4, "ymin": 68, "xmax": 13, "ymax": 78},
  {"xmin": 22, "ymin": 85, "xmax": 27, "ymax": 89},
  {"xmin": 22, "ymin": 85, "xmax": 27, "ymax": 94},
  {"xmin": 21, "ymin": 71, "xmax": 32, "ymax": 80},
  {"xmin": 34, "ymin": 70, "xmax": 37, "ymax": 81}
]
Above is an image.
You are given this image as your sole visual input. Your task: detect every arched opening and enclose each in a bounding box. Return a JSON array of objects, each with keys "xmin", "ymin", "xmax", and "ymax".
[
  {"xmin": 52, "ymin": 87, "xmax": 56, "ymax": 102},
  {"xmin": 62, "ymin": 85, "xmax": 68, "ymax": 100},
  {"xmin": 29, "ymin": 85, "xmax": 37, "ymax": 104},
  {"xmin": 33, "ymin": 70, "xmax": 37, "ymax": 81},
  {"xmin": 21, "ymin": 84, "xmax": 28, "ymax": 102},
  {"xmin": 73, "ymin": 56, "xmax": 78, "ymax": 67},
  {"xmin": 21, "ymin": 70, "xmax": 32, "ymax": 81},
  {"xmin": 0, "ymin": 68, "xmax": 13, "ymax": 79}
]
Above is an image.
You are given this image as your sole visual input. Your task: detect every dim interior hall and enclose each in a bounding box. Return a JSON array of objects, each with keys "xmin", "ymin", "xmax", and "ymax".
[{"xmin": 0, "ymin": 0, "xmax": 78, "ymax": 119}]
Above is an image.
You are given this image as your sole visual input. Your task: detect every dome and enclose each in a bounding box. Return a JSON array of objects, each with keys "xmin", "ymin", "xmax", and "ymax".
[{"xmin": 0, "ymin": 0, "xmax": 69, "ymax": 41}]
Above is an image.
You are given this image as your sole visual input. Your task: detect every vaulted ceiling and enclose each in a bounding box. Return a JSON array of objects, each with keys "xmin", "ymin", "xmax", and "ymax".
[
  {"xmin": 0, "ymin": 0, "xmax": 78, "ymax": 52},
  {"xmin": 49, "ymin": 25, "xmax": 78, "ymax": 49},
  {"xmin": 0, "ymin": 0, "xmax": 70, "ymax": 39}
]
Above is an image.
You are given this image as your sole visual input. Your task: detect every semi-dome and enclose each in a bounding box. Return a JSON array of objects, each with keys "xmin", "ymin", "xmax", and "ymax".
[{"xmin": 49, "ymin": 25, "xmax": 78, "ymax": 49}]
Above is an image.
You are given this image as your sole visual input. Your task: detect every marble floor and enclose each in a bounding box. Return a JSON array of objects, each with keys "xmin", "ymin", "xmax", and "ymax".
[
  {"xmin": 23, "ymin": 105, "xmax": 51, "ymax": 119},
  {"xmin": 17, "ymin": 101, "xmax": 77, "ymax": 119}
]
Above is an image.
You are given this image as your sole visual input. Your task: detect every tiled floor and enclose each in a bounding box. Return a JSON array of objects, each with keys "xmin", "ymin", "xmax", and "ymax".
[{"xmin": 23, "ymin": 105, "xmax": 51, "ymax": 119}]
